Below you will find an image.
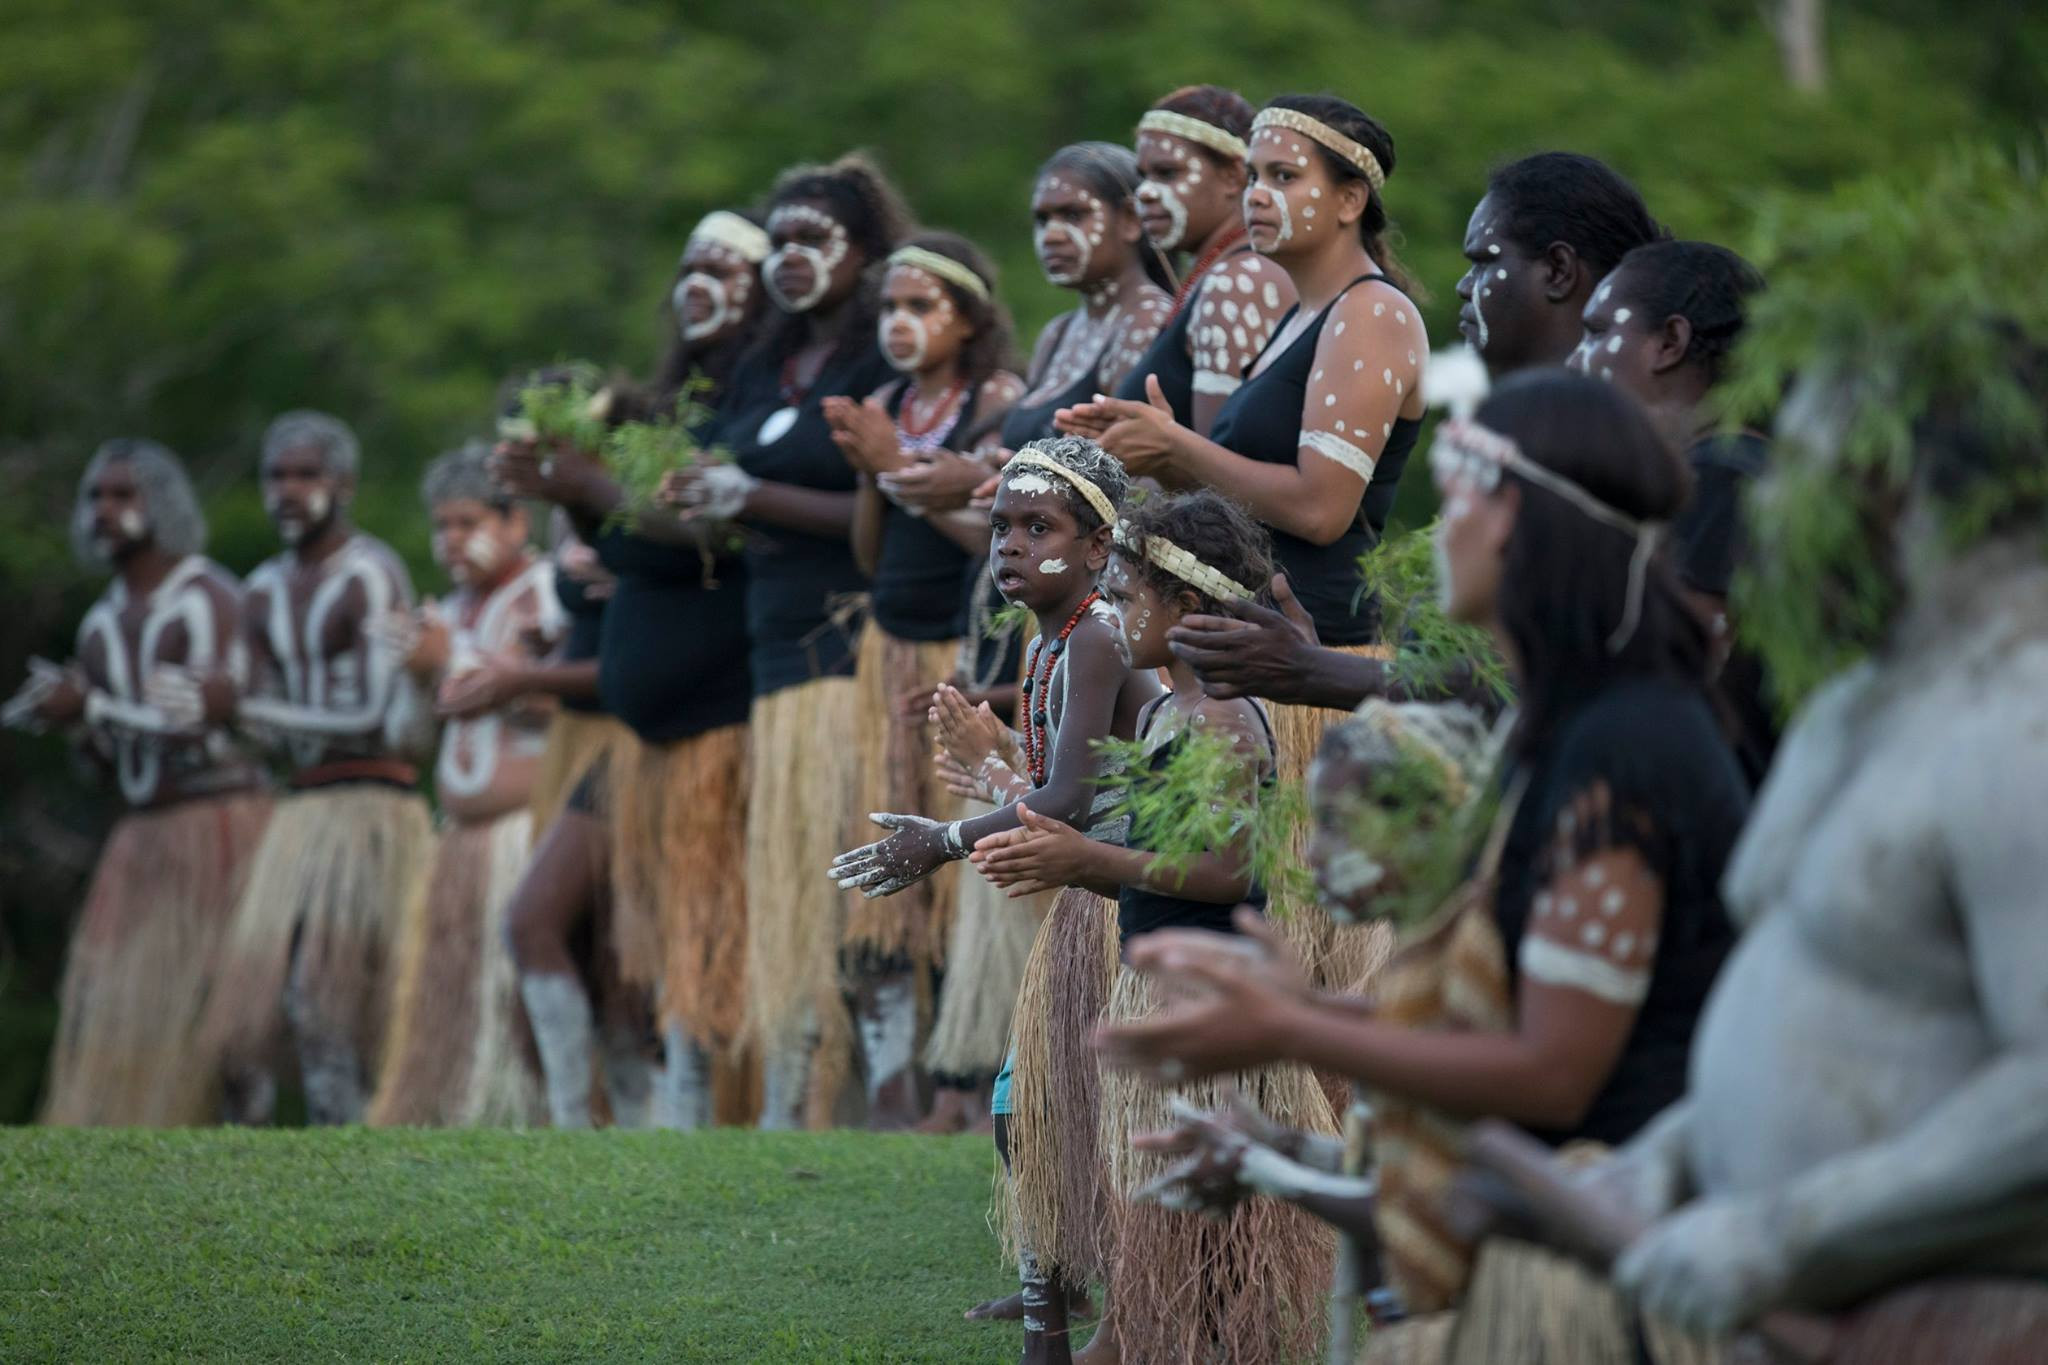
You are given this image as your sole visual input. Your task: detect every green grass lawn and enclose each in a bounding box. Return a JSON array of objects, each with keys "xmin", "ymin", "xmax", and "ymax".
[{"xmin": 0, "ymin": 1127, "xmax": 1019, "ymax": 1363}]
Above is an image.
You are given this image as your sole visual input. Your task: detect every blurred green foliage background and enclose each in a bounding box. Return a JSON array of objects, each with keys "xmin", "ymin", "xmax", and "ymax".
[{"xmin": 1, "ymin": 0, "xmax": 2041, "ymax": 1119}]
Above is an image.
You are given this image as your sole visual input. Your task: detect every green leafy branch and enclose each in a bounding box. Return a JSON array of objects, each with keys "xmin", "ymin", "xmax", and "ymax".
[
  {"xmin": 1323, "ymin": 731, "xmax": 1497, "ymax": 932},
  {"xmin": 1357, "ymin": 525, "xmax": 1513, "ymax": 705},
  {"xmin": 507, "ymin": 365, "xmax": 607, "ymax": 453}
]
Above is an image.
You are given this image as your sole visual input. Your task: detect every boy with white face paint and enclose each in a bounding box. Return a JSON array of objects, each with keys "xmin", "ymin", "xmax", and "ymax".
[
  {"xmin": 369, "ymin": 444, "xmax": 563, "ymax": 1127},
  {"xmin": 997, "ymin": 143, "xmax": 1175, "ymax": 456},
  {"xmin": 822, "ymin": 230, "xmax": 1031, "ymax": 1131},
  {"xmin": 7, "ymin": 440, "xmax": 273, "ymax": 1126},
  {"xmin": 194, "ymin": 411, "xmax": 437, "ymax": 1126}
]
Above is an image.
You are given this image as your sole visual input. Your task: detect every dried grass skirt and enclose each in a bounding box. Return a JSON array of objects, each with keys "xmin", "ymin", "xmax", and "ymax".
[
  {"xmin": 528, "ymin": 709, "xmax": 628, "ymax": 835},
  {"xmin": 40, "ymin": 790, "xmax": 273, "ymax": 1126},
  {"xmin": 1097, "ymin": 963, "xmax": 1338, "ymax": 1364},
  {"xmin": 925, "ymin": 807, "xmax": 1049, "ymax": 1078},
  {"xmin": 368, "ymin": 809, "xmax": 538, "ymax": 1126}
]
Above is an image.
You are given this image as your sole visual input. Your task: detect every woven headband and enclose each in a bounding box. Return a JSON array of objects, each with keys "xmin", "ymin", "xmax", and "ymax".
[
  {"xmin": 1004, "ymin": 449, "xmax": 1118, "ymax": 527},
  {"xmin": 1251, "ymin": 108, "xmax": 1386, "ymax": 191},
  {"xmin": 1430, "ymin": 418, "xmax": 1661, "ymax": 653},
  {"xmin": 1136, "ymin": 110, "xmax": 1249, "ymax": 163},
  {"xmin": 687, "ymin": 211, "xmax": 770, "ymax": 264},
  {"xmin": 1113, "ymin": 521, "xmax": 1254, "ymax": 603},
  {"xmin": 886, "ymin": 246, "xmax": 991, "ymax": 304}
]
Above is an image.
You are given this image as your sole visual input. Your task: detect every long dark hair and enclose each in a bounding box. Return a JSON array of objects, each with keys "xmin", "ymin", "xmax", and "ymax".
[
  {"xmin": 1264, "ymin": 93, "xmax": 1417, "ymax": 298},
  {"xmin": 751, "ymin": 152, "xmax": 917, "ymax": 367},
  {"xmin": 1477, "ymin": 368, "xmax": 1710, "ymax": 756},
  {"xmin": 890, "ymin": 229, "xmax": 1018, "ymax": 389},
  {"xmin": 1037, "ymin": 142, "xmax": 1176, "ymax": 294}
]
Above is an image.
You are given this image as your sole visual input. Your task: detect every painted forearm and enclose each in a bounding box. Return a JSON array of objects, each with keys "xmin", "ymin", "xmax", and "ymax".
[
  {"xmin": 83, "ymin": 689, "xmax": 192, "ymax": 738},
  {"xmin": 1774, "ymin": 1051, "xmax": 2048, "ymax": 1279}
]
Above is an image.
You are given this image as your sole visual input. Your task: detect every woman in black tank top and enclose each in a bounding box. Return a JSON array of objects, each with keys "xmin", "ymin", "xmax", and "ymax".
[
  {"xmin": 1054, "ymin": 94, "xmax": 1429, "ymax": 647},
  {"xmin": 821, "ymin": 232, "xmax": 1026, "ymax": 1129},
  {"xmin": 1099, "ymin": 85, "xmax": 1298, "ymax": 437},
  {"xmin": 997, "ymin": 142, "xmax": 1175, "ymax": 450}
]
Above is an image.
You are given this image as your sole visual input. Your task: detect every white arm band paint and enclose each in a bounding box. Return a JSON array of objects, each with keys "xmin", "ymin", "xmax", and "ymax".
[
  {"xmin": 1301, "ymin": 429, "xmax": 1378, "ymax": 482},
  {"xmin": 83, "ymin": 689, "xmax": 189, "ymax": 737},
  {"xmin": 1191, "ymin": 371, "xmax": 1244, "ymax": 396},
  {"xmin": 1520, "ymin": 935, "xmax": 1653, "ymax": 1006}
]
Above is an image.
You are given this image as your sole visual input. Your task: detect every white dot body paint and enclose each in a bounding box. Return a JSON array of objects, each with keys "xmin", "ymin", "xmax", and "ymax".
[
  {"xmin": 117, "ymin": 508, "xmax": 147, "ymax": 539},
  {"xmin": 1487, "ymin": 243, "xmax": 1502, "ymax": 256},
  {"xmin": 1495, "ymin": 268, "xmax": 1508, "ymax": 281},
  {"xmin": 1374, "ymin": 303, "xmax": 1385, "ymax": 316},
  {"xmin": 1613, "ymin": 308, "xmax": 1632, "ymax": 324},
  {"xmin": 1600, "ymin": 366, "xmax": 1613, "ymax": 381},
  {"xmin": 1037, "ymin": 558, "xmax": 1068, "ymax": 575},
  {"xmin": 1595, "ymin": 281, "xmax": 1613, "ymax": 305},
  {"xmin": 1262, "ymin": 282, "xmax": 1281, "ymax": 309},
  {"xmin": 1606, "ymin": 334, "xmax": 1625, "ymax": 354}
]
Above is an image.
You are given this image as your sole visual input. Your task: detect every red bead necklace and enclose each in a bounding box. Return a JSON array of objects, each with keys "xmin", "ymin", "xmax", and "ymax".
[
  {"xmin": 1019, "ymin": 590, "xmax": 1102, "ymax": 786},
  {"xmin": 898, "ymin": 375, "xmax": 967, "ymax": 440},
  {"xmin": 1167, "ymin": 226, "xmax": 1248, "ymax": 322}
]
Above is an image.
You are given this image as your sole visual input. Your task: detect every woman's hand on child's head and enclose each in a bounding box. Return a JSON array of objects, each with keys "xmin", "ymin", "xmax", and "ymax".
[{"xmin": 1165, "ymin": 573, "xmax": 1321, "ymax": 702}]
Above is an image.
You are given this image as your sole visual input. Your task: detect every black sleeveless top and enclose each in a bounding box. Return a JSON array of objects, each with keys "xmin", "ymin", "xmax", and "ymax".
[
  {"xmin": 1113, "ymin": 296, "xmax": 1196, "ymax": 423},
  {"xmin": 869, "ymin": 381, "xmax": 981, "ymax": 641},
  {"xmin": 552, "ymin": 562, "xmax": 607, "ymax": 715},
  {"xmin": 1209, "ymin": 274, "xmax": 1422, "ymax": 644},
  {"xmin": 1000, "ymin": 312, "xmax": 1111, "ymax": 449},
  {"xmin": 708, "ymin": 336, "xmax": 895, "ymax": 696},
  {"xmin": 593, "ymin": 527, "xmax": 753, "ymax": 743},
  {"xmin": 1115, "ymin": 695, "xmax": 1278, "ymax": 948}
]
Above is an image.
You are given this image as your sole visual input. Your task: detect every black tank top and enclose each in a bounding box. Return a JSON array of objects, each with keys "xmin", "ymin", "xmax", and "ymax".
[
  {"xmin": 552, "ymin": 564, "xmax": 606, "ymax": 715},
  {"xmin": 869, "ymin": 381, "xmax": 980, "ymax": 641},
  {"xmin": 1208, "ymin": 274, "xmax": 1422, "ymax": 644},
  {"xmin": 1115, "ymin": 695, "xmax": 1277, "ymax": 949},
  {"xmin": 999, "ymin": 312, "xmax": 1112, "ymax": 449}
]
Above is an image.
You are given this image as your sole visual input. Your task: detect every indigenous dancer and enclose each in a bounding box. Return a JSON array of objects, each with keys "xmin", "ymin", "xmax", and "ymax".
[
  {"xmin": 823, "ymin": 230, "xmax": 1024, "ymax": 1128},
  {"xmin": 519, "ymin": 512, "xmax": 614, "ymax": 835},
  {"xmin": 200, "ymin": 411, "xmax": 436, "ymax": 1125},
  {"xmin": 994, "ymin": 144, "xmax": 1174, "ymax": 454},
  {"xmin": 1108, "ymin": 86, "xmax": 1296, "ymax": 435},
  {"xmin": 6, "ymin": 441, "xmax": 271, "ymax": 1126},
  {"xmin": 1158, "ymin": 154, "xmax": 1662, "ymax": 732},
  {"xmin": 835, "ymin": 436, "xmax": 1160, "ymax": 1364},
  {"xmin": 1098, "ymin": 372, "xmax": 1751, "ymax": 1352},
  {"xmin": 1569, "ymin": 239, "xmax": 1776, "ymax": 780},
  {"xmin": 973, "ymin": 489, "xmax": 1337, "ymax": 1364},
  {"xmin": 369, "ymin": 444, "xmax": 560, "ymax": 1127},
  {"xmin": 664, "ymin": 155, "xmax": 911, "ymax": 1129}
]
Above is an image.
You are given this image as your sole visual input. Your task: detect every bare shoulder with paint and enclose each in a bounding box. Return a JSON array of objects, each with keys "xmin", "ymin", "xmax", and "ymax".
[
  {"xmin": 1297, "ymin": 283, "xmax": 1427, "ymax": 487},
  {"xmin": 1100, "ymin": 286, "xmax": 1176, "ymax": 395},
  {"xmin": 1190, "ymin": 255, "xmax": 1297, "ymax": 397}
]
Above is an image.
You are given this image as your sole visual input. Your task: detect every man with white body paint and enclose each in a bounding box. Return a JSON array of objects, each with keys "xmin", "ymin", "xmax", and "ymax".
[
  {"xmin": 370, "ymin": 443, "xmax": 562, "ymax": 1127},
  {"xmin": 7, "ymin": 440, "xmax": 273, "ymax": 1125},
  {"xmin": 197, "ymin": 410, "xmax": 436, "ymax": 1126}
]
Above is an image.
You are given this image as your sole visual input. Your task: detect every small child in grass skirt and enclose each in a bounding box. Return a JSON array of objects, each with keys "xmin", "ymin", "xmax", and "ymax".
[
  {"xmin": 974, "ymin": 489, "xmax": 1337, "ymax": 1362},
  {"xmin": 835, "ymin": 437, "xmax": 1158, "ymax": 1355}
]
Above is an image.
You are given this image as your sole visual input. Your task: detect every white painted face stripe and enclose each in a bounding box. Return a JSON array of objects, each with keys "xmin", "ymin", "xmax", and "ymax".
[{"xmin": 674, "ymin": 272, "xmax": 731, "ymax": 342}]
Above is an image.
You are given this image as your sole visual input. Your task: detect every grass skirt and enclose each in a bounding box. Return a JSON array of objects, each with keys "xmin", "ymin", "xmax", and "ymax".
[
  {"xmin": 528, "ymin": 709, "xmax": 627, "ymax": 835},
  {"xmin": 596, "ymin": 723, "xmax": 750, "ymax": 1053},
  {"xmin": 40, "ymin": 791, "xmax": 273, "ymax": 1126},
  {"xmin": 1002, "ymin": 886, "xmax": 1120, "ymax": 1282},
  {"xmin": 202, "ymin": 783, "xmax": 434, "ymax": 1090},
  {"xmin": 924, "ymin": 806, "xmax": 1048, "ymax": 1077},
  {"xmin": 745, "ymin": 678, "xmax": 860, "ymax": 1106},
  {"xmin": 1097, "ymin": 964, "xmax": 1338, "ymax": 1363},
  {"xmin": 844, "ymin": 624, "xmax": 963, "ymax": 968},
  {"xmin": 368, "ymin": 809, "xmax": 537, "ymax": 1127}
]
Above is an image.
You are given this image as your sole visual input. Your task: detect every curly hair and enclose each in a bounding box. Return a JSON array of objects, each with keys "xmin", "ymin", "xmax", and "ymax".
[
  {"xmin": 1114, "ymin": 488, "xmax": 1275, "ymax": 613},
  {"xmin": 1263, "ymin": 94, "xmax": 1417, "ymax": 298},
  {"xmin": 1008, "ymin": 435, "xmax": 1130, "ymax": 532},
  {"xmin": 420, "ymin": 440, "xmax": 511, "ymax": 512},
  {"xmin": 261, "ymin": 410, "xmax": 360, "ymax": 478},
  {"xmin": 1487, "ymin": 152, "xmax": 1665, "ymax": 282},
  {"xmin": 1610, "ymin": 240, "xmax": 1765, "ymax": 386},
  {"xmin": 70, "ymin": 437, "xmax": 208, "ymax": 568}
]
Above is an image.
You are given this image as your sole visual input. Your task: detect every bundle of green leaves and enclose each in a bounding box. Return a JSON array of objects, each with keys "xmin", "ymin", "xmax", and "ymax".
[
  {"xmin": 1722, "ymin": 138, "xmax": 2048, "ymax": 712},
  {"xmin": 1097, "ymin": 722, "xmax": 1314, "ymax": 913},
  {"xmin": 602, "ymin": 378, "xmax": 723, "ymax": 530},
  {"xmin": 506, "ymin": 366, "xmax": 609, "ymax": 453},
  {"xmin": 1357, "ymin": 525, "xmax": 1513, "ymax": 705}
]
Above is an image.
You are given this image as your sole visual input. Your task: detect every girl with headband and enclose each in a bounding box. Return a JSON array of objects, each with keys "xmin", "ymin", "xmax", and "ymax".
[
  {"xmin": 1090, "ymin": 86, "xmax": 1298, "ymax": 437},
  {"xmin": 1099, "ymin": 370, "xmax": 1750, "ymax": 1341},
  {"xmin": 973, "ymin": 489, "xmax": 1337, "ymax": 1363},
  {"xmin": 821, "ymin": 229, "xmax": 1029, "ymax": 1131},
  {"xmin": 833, "ymin": 435, "xmax": 1161, "ymax": 1358}
]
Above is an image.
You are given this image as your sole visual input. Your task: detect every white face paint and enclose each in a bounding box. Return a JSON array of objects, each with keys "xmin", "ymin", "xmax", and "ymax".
[
  {"xmin": 880, "ymin": 309, "xmax": 928, "ymax": 373},
  {"xmin": 673, "ymin": 272, "xmax": 730, "ymax": 342},
  {"xmin": 1005, "ymin": 472, "xmax": 1056, "ymax": 497},
  {"xmin": 116, "ymin": 507, "xmax": 147, "ymax": 539},
  {"xmin": 1037, "ymin": 558, "xmax": 1068, "ymax": 575},
  {"xmin": 1033, "ymin": 175, "xmax": 1106, "ymax": 287},
  {"xmin": 1243, "ymin": 130, "xmax": 1302, "ymax": 254},
  {"xmin": 762, "ymin": 204, "xmax": 848, "ymax": 314},
  {"xmin": 1134, "ymin": 133, "xmax": 1203, "ymax": 250}
]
